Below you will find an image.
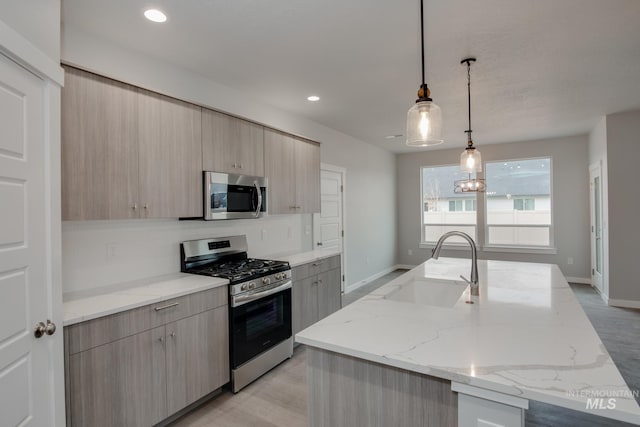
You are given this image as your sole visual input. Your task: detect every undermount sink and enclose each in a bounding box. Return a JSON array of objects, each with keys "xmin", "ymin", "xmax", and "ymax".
[{"xmin": 386, "ymin": 278, "xmax": 469, "ymax": 308}]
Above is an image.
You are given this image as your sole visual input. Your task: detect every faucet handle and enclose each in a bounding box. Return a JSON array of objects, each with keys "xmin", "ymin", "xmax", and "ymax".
[{"xmin": 459, "ymin": 275, "xmax": 474, "ymax": 287}]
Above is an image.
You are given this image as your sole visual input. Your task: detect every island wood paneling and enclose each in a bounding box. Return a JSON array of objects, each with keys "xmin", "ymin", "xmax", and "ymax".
[{"xmin": 307, "ymin": 348, "xmax": 457, "ymax": 427}]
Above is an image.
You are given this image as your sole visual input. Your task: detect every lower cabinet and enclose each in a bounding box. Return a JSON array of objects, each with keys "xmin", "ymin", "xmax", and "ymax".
[
  {"xmin": 292, "ymin": 255, "xmax": 342, "ymax": 337},
  {"xmin": 65, "ymin": 288, "xmax": 229, "ymax": 427}
]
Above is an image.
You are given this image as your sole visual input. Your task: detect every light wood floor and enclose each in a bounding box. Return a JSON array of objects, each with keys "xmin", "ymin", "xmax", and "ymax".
[{"xmin": 171, "ymin": 274, "xmax": 640, "ymax": 427}]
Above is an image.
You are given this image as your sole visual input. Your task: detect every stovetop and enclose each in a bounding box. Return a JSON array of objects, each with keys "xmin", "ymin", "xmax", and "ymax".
[{"xmin": 185, "ymin": 258, "xmax": 290, "ymax": 284}]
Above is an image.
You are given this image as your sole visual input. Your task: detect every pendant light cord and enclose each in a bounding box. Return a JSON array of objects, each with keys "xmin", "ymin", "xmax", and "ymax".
[
  {"xmin": 420, "ymin": 0, "xmax": 425, "ymax": 89},
  {"xmin": 462, "ymin": 58, "xmax": 476, "ymax": 147}
]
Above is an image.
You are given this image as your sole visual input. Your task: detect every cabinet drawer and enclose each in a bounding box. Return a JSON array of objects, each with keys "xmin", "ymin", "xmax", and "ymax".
[
  {"xmin": 66, "ymin": 286, "xmax": 227, "ymax": 355},
  {"xmin": 292, "ymin": 255, "xmax": 341, "ymax": 281}
]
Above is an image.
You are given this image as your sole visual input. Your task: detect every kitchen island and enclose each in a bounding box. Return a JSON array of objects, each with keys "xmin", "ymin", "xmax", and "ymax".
[{"xmin": 296, "ymin": 258, "xmax": 640, "ymax": 426}]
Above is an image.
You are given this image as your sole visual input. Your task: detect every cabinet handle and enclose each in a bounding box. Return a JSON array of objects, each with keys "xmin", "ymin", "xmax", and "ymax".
[
  {"xmin": 318, "ymin": 279, "xmax": 323, "ymax": 284},
  {"xmin": 132, "ymin": 203, "xmax": 137, "ymax": 211},
  {"xmin": 144, "ymin": 204, "xmax": 148, "ymax": 210},
  {"xmin": 232, "ymin": 162, "xmax": 237, "ymax": 168},
  {"xmin": 238, "ymin": 163, "xmax": 243, "ymax": 169},
  {"xmin": 158, "ymin": 336, "xmax": 165, "ymax": 343},
  {"xmin": 312, "ymin": 262, "xmax": 322, "ymax": 266},
  {"xmin": 170, "ymin": 332, "xmax": 176, "ymax": 339},
  {"xmin": 154, "ymin": 302, "xmax": 179, "ymax": 311}
]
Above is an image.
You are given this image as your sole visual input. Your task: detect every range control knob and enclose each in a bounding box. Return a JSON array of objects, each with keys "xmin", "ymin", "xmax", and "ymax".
[
  {"xmin": 248, "ymin": 282, "xmax": 255, "ymax": 289},
  {"xmin": 262, "ymin": 277, "xmax": 271, "ymax": 285},
  {"xmin": 274, "ymin": 273, "xmax": 282, "ymax": 280},
  {"xmin": 241, "ymin": 283, "xmax": 248, "ymax": 291}
]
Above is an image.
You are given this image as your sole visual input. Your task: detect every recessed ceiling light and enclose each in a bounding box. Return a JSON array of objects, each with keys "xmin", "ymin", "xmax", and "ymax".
[
  {"xmin": 384, "ymin": 134, "xmax": 403, "ymax": 139},
  {"xmin": 307, "ymin": 95, "xmax": 320, "ymax": 102},
  {"xmin": 144, "ymin": 9, "xmax": 167, "ymax": 23}
]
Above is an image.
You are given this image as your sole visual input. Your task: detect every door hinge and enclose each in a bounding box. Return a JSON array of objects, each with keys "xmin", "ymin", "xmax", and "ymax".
[
  {"xmin": 592, "ymin": 269, "xmax": 595, "ymax": 275},
  {"xmin": 342, "ymin": 274, "xmax": 345, "ymax": 282},
  {"xmin": 340, "ymin": 185, "xmax": 343, "ymax": 192},
  {"xmin": 341, "ymin": 230, "xmax": 344, "ymax": 237}
]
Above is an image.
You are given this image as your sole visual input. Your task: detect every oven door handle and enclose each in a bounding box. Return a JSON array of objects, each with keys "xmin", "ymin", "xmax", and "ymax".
[
  {"xmin": 232, "ymin": 280, "xmax": 291, "ymax": 307},
  {"xmin": 254, "ymin": 181, "xmax": 263, "ymax": 218}
]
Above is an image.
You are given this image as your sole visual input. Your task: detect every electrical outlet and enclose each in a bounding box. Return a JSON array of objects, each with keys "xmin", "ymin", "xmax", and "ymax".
[
  {"xmin": 567, "ymin": 257, "xmax": 574, "ymax": 265},
  {"xmin": 106, "ymin": 244, "xmax": 117, "ymax": 259},
  {"xmin": 408, "ymin": 249, "xmax": 413, "ymax": 256}
]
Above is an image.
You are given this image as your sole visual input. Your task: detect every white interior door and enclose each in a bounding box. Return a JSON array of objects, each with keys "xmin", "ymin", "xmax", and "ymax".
[
  {"xmin": 0, "ymin": 52, "xmax": 60, "ymax": 426},
  {"xmin": 313, "ymin": 166, "xmax": 345, "ymax": 290},
  {"xmin": 589, "ymin": 162, "xmax": 603, "ymax": 293}
]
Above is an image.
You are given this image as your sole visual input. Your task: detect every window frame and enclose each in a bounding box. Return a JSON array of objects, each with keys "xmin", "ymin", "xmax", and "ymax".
[
  {"xmin": 483, "ymin": 156, "xmax": 556, "ymax": 253},
  {"xmin": 419, "ymin": 157, "xmax": 557, "ymax": 254}
]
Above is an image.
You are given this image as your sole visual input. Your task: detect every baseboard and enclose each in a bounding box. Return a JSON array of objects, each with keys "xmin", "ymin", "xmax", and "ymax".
[
  {"xmin": 566, "ymin": 276, "xmax": 592, "ymax": 285},
  {"xmin": 345, "ymin": 264, "xmax": 406, "ymax": 294},
  {"xmin": 608, "ymin": 298, "xmax": 640, "ymax": 309},
  {"xmin": 395, "ymin": 264, "xmax": 417, "ymax": 270}
]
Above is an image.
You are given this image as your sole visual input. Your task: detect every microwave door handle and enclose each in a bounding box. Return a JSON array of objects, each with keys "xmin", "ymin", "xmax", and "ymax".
[{"xmin": 254, "ymin": 181, "xmax": 262, "ymax": 217}]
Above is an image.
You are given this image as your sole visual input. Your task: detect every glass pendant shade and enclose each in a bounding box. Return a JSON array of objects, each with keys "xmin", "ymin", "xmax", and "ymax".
[
  {"xmin": 406, "ymin": 100, "xmax": 443, "ymax": 146},
  {"xmin": 460, "ymin": 147, "xmax": 482, "ymax": 173}
]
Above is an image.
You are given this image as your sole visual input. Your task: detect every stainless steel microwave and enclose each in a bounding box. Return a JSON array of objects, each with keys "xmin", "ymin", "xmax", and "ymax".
[{"xmin": 203, "ymin": 171, "xmax": 267, "ymax": 220}]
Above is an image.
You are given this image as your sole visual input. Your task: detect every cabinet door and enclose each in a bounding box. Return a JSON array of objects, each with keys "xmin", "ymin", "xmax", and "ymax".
[
  {"xmin": 292, "ymin": 276, "xmax": 319, "ymax": 336},
  {"xmin": 61, "ymin": 66, "xmax": 139, "ymax": 220},
  {"xmin": 68, "ymin": 327, "xmax": 167, "ymax": 427},
  {"xmin": 294, "ymin": 139, "xmax": 321, "ymax": 213},
  {"xmin": 165, "ymin": 306, "xmax": 229, "ymax": 415},
  {"xmin": 265, "ymin": 129, "xmax": 296, "ymax": 214},
  {"xmin": 318, "ymin": 268, "xmax": 342, "ymax": 320},
  {"xmin": 202, "ymin": 109, "xmax": 264, "ymax": 176},
  {"xmin": 138, "ymin": 89, "xmax": 202, "ymax": 218}
]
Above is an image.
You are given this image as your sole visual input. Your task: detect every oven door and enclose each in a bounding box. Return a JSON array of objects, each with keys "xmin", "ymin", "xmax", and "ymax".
[
  {"xmin": 230, "ymin": 281, "xmax": 292, "ymax": 368},
  {"xmin": 204, "ymin": 171, "xmax": 267, "ymax": 220}
]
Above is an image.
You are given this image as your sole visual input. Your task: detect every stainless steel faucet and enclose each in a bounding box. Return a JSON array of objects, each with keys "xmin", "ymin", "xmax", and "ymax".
[{"xmin": 431, "ymin": 231, "xmax": 480, "ymax": 296}]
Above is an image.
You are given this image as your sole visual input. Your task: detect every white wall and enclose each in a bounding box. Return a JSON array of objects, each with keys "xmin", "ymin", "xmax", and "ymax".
[
  {"xmin": 62, "ymin": 216, "xmax": 309, "ymax": 293},
  {"xmin": 605, "ymin": 109, "xmax": 640, "ymax": 303},
  {"xmin": 588, "ymin": 117, "xmax": 609, "ymax": 298},
  {"xmin": 397, "ymin": 135, "xmax": 591, "ymax": 279},
  {"xmin": 0, "ymin": 0, "xmax": 60, "ymax": 61},
  {"xmin": 61, "ymin": 26, "xmax": 396, "ymax": 292}
]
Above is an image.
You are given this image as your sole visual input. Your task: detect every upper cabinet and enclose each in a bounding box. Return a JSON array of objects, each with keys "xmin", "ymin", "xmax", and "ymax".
[
  {"xmin": 61, "ymin": 67, "xmax": 139, "ymax": 220},
  {"xmin": 265, "ymin": 129, "xmax": 320, "ymax": 214},
  {"xmin": 61, "ymin": 67, "xmax": 320, "ymax": 220},
  {"xmin": 202, "ymin": 109, "xmax": 264, "ymax": 177},
  {"xmin": 61, "ymin": 67, "xmax": 202, "ymax": 220},
  {"xmin": 137, "ymin": 89, "xmax": 202, "ymax": 218}
]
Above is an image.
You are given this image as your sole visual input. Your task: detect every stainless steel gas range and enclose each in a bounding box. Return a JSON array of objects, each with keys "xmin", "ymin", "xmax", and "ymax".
[{"xmin": 180, "ymin": 235, "xmax": 293, "ymax": 393}]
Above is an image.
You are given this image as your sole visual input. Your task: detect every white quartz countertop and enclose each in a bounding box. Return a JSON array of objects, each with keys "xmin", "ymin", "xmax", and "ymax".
[
  {"xmin": 63, "ymin": 273, "xmax": 228, "ymax": 326},
  {"xmin": 296, "ymin": 257, "xmax": 640, "ymax": 424},
  {"xmin": 269, "ymin": 247, "xmax": 341, "ymax": 268}
]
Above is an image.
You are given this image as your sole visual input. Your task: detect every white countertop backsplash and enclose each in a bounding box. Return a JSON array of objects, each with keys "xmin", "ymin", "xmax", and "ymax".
[
  {"xmin": 296, "ymin": 257, "xmax": 640, "ymax": 424},
  {"xmin": 63, "ymin": 273, "xmax": 228, "ymax": 326}
]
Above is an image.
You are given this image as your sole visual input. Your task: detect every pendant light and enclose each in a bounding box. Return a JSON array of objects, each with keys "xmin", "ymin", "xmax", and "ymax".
[
  {"xmin": 406, "ymin": 0, "xmax": 443, "ymax": 147},
  {"xmin": 455, "ymin": 57, "xmax": 485, "ymax": 193}
]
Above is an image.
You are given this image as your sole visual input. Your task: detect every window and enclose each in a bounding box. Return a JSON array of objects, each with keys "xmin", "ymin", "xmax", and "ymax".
[
  {"xmin": 421, "ymin": 165, "xmax": 477, "ymax": 244},
  {"xmin": 485, "ymin": 158, "xmax": 552, "ymax": 247},
  {"xmin": 513, "ymin": 198, "xmax": 535, "ymax": 211}
]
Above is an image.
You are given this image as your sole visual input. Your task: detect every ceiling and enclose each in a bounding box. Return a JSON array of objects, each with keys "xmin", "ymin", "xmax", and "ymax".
[{"xmin": 62, "ymin": 0, "xmax": 640, "ymax": 153}]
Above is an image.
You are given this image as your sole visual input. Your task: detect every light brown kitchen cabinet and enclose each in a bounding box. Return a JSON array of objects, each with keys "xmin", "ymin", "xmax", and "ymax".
[
  {"xmin": 291, "ymin": 255, "xmax": 342, "ymax": 337},
  {"xmin": 264, "ymin": 129, "xmax": 320, "ymax": 214},
  {"xmin": 137, "ymin": 89, "xmax": 202, "ymax": 218},
  {"xmin": 165, "ymin": 307, "xmax": 229, "ymax": 415},
  {"xmin": 202, "ymin": 108, "xmax": 264, "ymax": 176},
  {"xmin": 64, "ymin": 287, "xmax": 229, "ymax": 427},
  {"xmin": 61, "ymin": 67, "xmax": 139, "ymax": 220},
  {"xmin": 61, "ymin": 66, "xmax": 202, "ymax": 220}
]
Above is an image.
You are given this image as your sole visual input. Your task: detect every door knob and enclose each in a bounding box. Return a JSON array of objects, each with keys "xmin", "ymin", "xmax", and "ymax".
[
  {"xmin": 45, "ymin": 320, "xmax": 56, "ymax": 336},
  {"xmin": 317, "ymin": 242, "xmax": 323, "ymax": 246},
  {"xmin": 34, "ymin": 322, "xmax": 46, "ymax": 338}
]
